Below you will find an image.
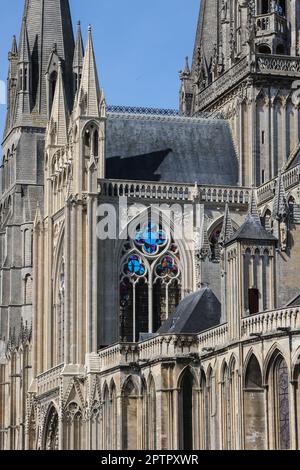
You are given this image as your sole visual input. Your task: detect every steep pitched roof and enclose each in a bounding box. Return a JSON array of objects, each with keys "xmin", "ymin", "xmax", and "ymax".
[
  {"xmin": 48, "ymin": 62, "xmax": 69, "ymax": 146},
  {"xmin": 228, "ymin": 191, "xmax": 277, "ymax": 244},
  {"xmin": 272, "ymin": 173, "xmax": 289, "ymax": 221},
  {"xmin": 158, "ymin": 288, "xmax": 221, "ymax": 334},
  {"xmin": 286, "ymin": 293, "xmax": 300, "ymax": 307},
  {"xmin": 6, "ymin": 0, "xmax": 74, "ymax": 135},
  {"xmin": 105, "ymin": 113, "xmax": 239, "ymax": 185},
  {"xmin": 191, "ymin": 0, "xmax": 219, "ymax": 77},
  {"xmin": 73, "ymin": 21, "xmax": 84, "ymax": 71},
  {"xmin": 76, "ymin": 26, "xmax": 101, "ymax": 118},
  {"xmin": 219, "ymin": 203, "xmax": 234, "ymax": 246}
]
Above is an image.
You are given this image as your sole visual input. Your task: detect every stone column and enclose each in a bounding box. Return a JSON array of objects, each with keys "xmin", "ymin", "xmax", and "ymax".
[
  {"xmin": 270, "ymin": 99, "xmax": 275, "ymax": 179},
  {"xmin": 38, "ymin": 226, "xmax": 44, "ymax": 374},
  {"xmin": 265, "ymin": 96, "xmax": 271, "ymax": 181},
  {"xmin": 76, "ymin": 202, "xmax": 83, "ymax": 364},
  {"xmin": 64, "ymin": 202, "xmax": 71, "ymax": 364},
  {"xmin": 282, "ymin": 98, "xmax": 287, "ymax": 167},
  {"xmin": 238, "ymin": 101, "xmax": 244, "ymax": 186},
  {"xmin": 290, "ymin": 0, "xmax": 297, "ymax": 56}
]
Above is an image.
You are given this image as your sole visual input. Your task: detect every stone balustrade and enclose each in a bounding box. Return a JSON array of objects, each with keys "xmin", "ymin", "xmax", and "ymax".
[
  {"xmin": 97, "ymin": 343, "xmax": 139, "ymax": 372},
  {"xmin": 99, "ymin": 179, "xmax": 252, "ymax": 206},
  {"xmin": 138, "ymin": 334, "xmax": 198, "ymax": 361},
  {"xmin": 198, "ymin": 323, "xmax": 229, "ymax": 350},
  {"xmin": 195, "ymin": 56, "xmax": 250, "ymax": 109},
  {"xmin": 36, "ymin": 363, "xmax": 64, "ymax": 395},
  {"xmin": 241, "ymin": 307, "xmax": 300, "ymax": 338},
  {"xmin": 99, "ymin": 179, "xmax": 195, "ymax": 201},
  {"xmin": 256, "ymin": 54, "xmax": 300, "ymax": 76},
  {"xmin": 256, "ymin": 12, "xmax": 287, "ymax": 37},
  {"xmin": 199, "ymin": 186, "xmax": 251, "ymax": 205},
  {"xmin": 257, "ymin": 163, "xmax": 300, "ymax": 204},
  {"xmin": 36, "ymin": 309, "xmax": 300, "ymax": 392}
]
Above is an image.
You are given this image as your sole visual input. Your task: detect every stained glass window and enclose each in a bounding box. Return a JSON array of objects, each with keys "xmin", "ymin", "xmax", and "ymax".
[
  {"xmin": 124, "ymin": 255, "xmax": 146, "ymax": 278},
  {"xmin": 155, "ymin": 256, "xmax": 179, "ymax": 279},
  {"xmin": 277, "ymin": 358, "xmax": 290, "ymax": 450},
  {"xmin": 119, "ymin": 218, "xmax": 182, "ymax": 342},
  {"xmin": 135, "ymin": 222, "xmax": 167, "ymax": 256}
]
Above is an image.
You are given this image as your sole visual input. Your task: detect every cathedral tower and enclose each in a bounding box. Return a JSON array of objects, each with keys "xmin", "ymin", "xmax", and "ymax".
[
  {"xmin": 0, "ymin": 0, "xmax": 74, "ymax": 347},
  {"xmin": 181, "ymin": 0, "xmax": 300, "ymax": 186}
]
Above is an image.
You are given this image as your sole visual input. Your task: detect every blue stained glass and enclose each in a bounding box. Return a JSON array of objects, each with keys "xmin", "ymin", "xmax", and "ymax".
[
  {"xmin": 156, "ymin": 256, "xmax": 178, "ymax": 278},
  {"xmin": 125, "ymin": 255, "xmax": 146, "ymax": 277},
  {"xmin": 135, "ymin": 223, "xmax": 167, "ymax": 255}
]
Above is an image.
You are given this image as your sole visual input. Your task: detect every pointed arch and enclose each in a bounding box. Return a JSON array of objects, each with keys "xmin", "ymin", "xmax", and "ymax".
[
  {"xmin": 178, "ymin": 367, "xmax": 196, "ymax": 450},
  {"xmin": 293, "ymin": 348, "xmax": 300, "ymax": 449},
  {"xmin": 147, "ymin": 374, "xmax": 157, "ymax": 450},
  {"xmin": 265, "ymin": 348, "xmax": 291, "ymax": 449},
  {"xmin": 122, "ymin": 377, "xmax": 139, "ymax": 450},
  {"xmin": 117, "ymin": 206, "xmax": 189, "ymax": 342},
  {"xmin": 263, "ymin": 344, "xmax": 289, "ymax": 382},
  {"xmin": 28, "ymin": 404, "xmax": 38, "ymax": 450},
  {"xmin": 244, "ymin": 353, "xmax": 266, "ymax": 449},
  {"xmin": 43, "ymin": 404, "xmax": 59, "ymax": 450},
  {"xmin": 208, "ymin": 216, "xmax": 239, "ymax": 262},
  {"xmin": 52, "ymin": 225, "xmax": 65, "ymax": 367},
  {"xmin": 220, "ymin": 361, "xmax": 232, "ymax": 449},
  {"xmin": 110, "ymin": 379, "xmax": 118, "ymax": 450}
]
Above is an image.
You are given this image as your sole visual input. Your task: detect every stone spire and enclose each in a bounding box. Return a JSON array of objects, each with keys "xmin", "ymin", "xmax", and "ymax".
[
  {"xmin": 272, "ymin": 173, "xmax": 289, "ymax": 221},
  {"xmin": 10, "ymin": 35, "xmax": 18, "ymax": 56},
  {"xmin": 198, "ymin": 215, "xmax": 212, "ymax": 260},
  {"xmin": 18, "ymin": 19, "xmax": 30, "ymax": 63},
  {"xmin": 76, "ymin": 25, "xmax": 101, "ymax": 117},
  {"xmin": 180, "ymin": 57, "xmax": 191, "ymax": 79},
  {"xmin": 48, "ymin": 62, "xmax": 69, "ymax": 147},
  {"xmin": 5, "ymin": 0, "xmax": 75, "ymax": 136},
  {"xmin": 73, "ymin": 21, "xmax": 84, "ymax": 95},
  {"xmin": 219, "ymin": 203, "xmax": 234, "ymax": 246},
  {"xmin": 5, "ymin": 37, "xmax": 19, "ymax": 136},
  {"xmin": 248, "ymin": 189, "xmax": 261, "ymax": 225},
  {"xmin": 13, "ymin": 19, "xmax": 31, "ymax": 121}
]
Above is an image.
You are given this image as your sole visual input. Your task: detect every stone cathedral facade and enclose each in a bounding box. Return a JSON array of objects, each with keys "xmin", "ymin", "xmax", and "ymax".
[{"xmin": 1, "ymin": 0, "xmax": 300, "ymax": 451}]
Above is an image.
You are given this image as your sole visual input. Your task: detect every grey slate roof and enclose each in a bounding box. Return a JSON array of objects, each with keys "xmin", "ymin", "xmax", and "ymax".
[
  {"xmin": 227, "ymin": 215, "xmax": 278, "ymax": 244},
  {"xmin": 287, "ymin": 148, "xmax": 300, "ymax": 170},
  {"xmin": 158, "ymin": 287, "xmax": 221, "ymax": 335},
  {"xmin": 191, "ymin": 0, "xmax": 218, "ymax": 77},
  {"xmin": 286, "ymin": 293, "xmax": 300, "ymax": 307},
  {"xmin": 105, "ymin": 113, "xmax": 239, "ymax": 185}
]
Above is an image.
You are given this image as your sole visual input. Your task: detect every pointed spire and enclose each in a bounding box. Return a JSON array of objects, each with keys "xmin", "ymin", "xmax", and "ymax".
[
  {"xmin": 18, "ymin": 19, "xmax": 30, "ymax": 63},
  {"xmin": 20, "ymin": 0, "xmax": 74, "ymax": 115},
  {"xmin": 199, "ymin": 215, "xmax": 212, "ymax": 260},
  {"xmin": 248, "ymin": 189, "xmax": 261, "ymax": 225},
  {"xmin": 10, "ymin": 35, "xmax": 18, "ymax": 56},
  {"xmin": 219, "ymin": 204, "xmax": 234, "ymax": 246},
  {"xmin": 73, "ymin": 21, "xmax": 84, "ymax": 95},
  {"xmin": 272, "ymin": 172, "xmax": 289, "ymax": 221},
  {"xmin": 34, "ymin": 201, "xmax": 42, "ymax": 228},
  {"xmin": 48, "ymin": 61, "xmax": 69, "ymax": 146},
  {"xmin": 13, "ymin": 19, "xmax": 31, "ymax": 122},
  {"xmin": 73, "ymin": 21, "xmax": 84, "ymax": 71},
  {"xmin": 180, "ymin": 56, "xmax": 191, "ymax": 81},
  {"xmin": 77, "ymin": 25, "xmax": 101, "ymax": 117},
  {"xmin": 184, "ymin": 56, "xmax": 190, "ymax": 75}
]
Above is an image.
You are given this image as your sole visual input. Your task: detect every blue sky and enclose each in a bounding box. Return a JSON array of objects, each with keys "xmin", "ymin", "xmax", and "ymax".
[{"xmin": 0, "ymin": 0, "xmax": 200, "ymax": 136}]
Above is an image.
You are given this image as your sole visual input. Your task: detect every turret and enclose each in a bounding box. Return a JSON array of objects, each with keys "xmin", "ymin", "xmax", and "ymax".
[
  {"xmin": 73, "ymin": 21, "xmax": 84, "ymax": 96},
  {"xmin": 223, "ymin": 191, "xmax": 277, "ymax": 340}
]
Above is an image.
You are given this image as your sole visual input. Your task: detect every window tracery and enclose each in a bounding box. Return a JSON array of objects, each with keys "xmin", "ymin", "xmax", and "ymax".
[{"xmin": 120, "ymin": 220, "xmax": 182, "ymax": 342}]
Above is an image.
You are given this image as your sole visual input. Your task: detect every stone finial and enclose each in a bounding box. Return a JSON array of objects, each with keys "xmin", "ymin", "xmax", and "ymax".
[
  {"xmin": 248, "ymin": 189, "xmax": 261, "ymax": 225},
  {"xmin": 272, "ymin": 172, "xmax": 289, "ymax": 222},
  {"xmin": 219, "ymin": 203, "xmax": 234, "ymax": 246}
]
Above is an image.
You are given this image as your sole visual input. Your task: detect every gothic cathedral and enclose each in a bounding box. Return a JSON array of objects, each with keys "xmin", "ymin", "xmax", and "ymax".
[{"xmin": 1, "ymin": 0, "xmax": 300, "ymax": 451}]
